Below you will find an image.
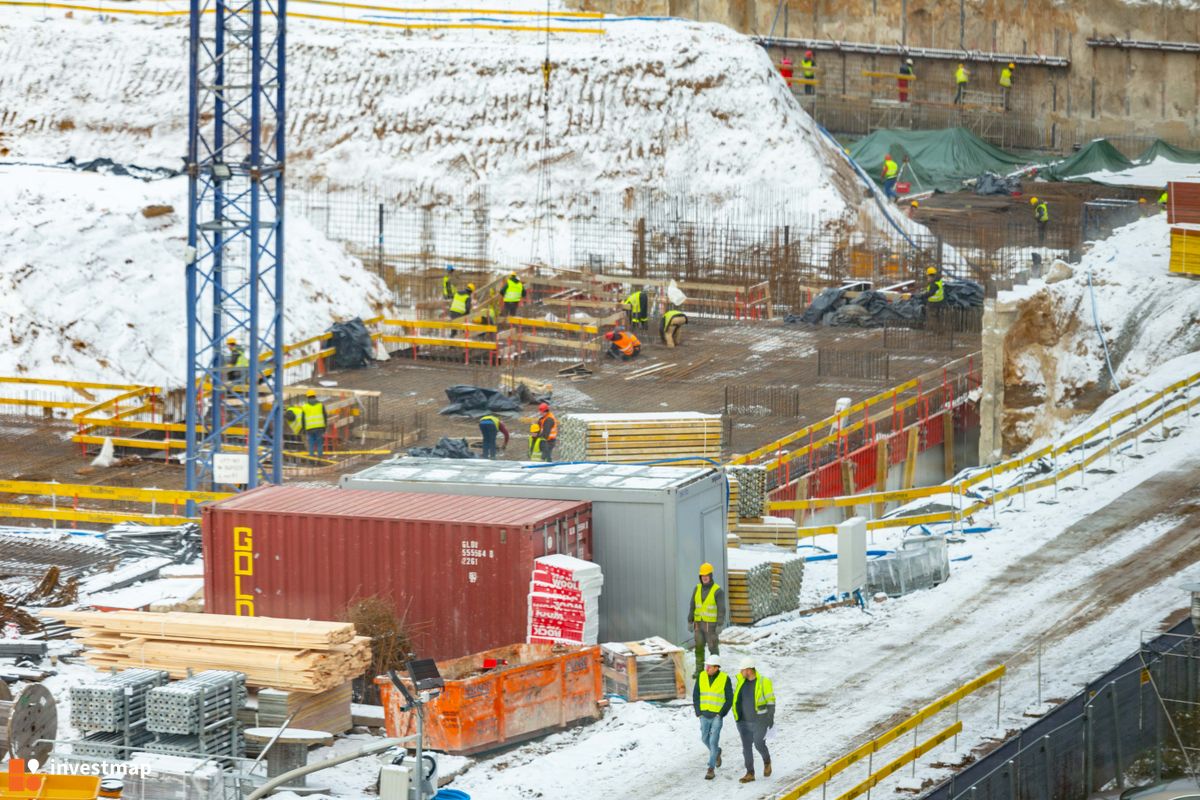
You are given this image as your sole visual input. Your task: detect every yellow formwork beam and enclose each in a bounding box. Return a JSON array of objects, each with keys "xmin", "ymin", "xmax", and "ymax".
[
  {"xmin": 380, "ymin": 335, "xmax": 497, "ymax": 350},
  {"xmin": 0, "ymin": 375, "xmax": 143, "ymax": 391},
  {"xmin": 0, "ymin": 397, "xmax": 92, "ymax": 410},
  {"xmin": 0, "ymin": 479, "xmax": 230, "ymax": 506},
  {"xmin": 506, "ymin": 316, "xmax": 600, "ymax": 334},
  {"xmin": 381, "ymin": 319, "xmax": 498, "ymax": 334},
  {"xmin": 0, "ymin": 502, "xmax": 196, "ymax": 526}
]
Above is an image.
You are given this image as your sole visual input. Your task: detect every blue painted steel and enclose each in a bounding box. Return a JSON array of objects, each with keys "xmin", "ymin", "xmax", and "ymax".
[{"xmin": 186, "ymin": 0, "xmax": 286, "ymax": 491}]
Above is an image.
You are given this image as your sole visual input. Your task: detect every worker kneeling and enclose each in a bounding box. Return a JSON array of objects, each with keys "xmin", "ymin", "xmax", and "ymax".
[{"xmin": 604, "ymin": 329, "xmax": 641, "ymax": 360}]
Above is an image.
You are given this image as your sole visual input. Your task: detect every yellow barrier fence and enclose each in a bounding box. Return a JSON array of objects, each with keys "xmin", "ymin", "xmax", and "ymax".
[{"xmin": 778, "ymin": 665, "xmax": 1004, "ymax": 800}]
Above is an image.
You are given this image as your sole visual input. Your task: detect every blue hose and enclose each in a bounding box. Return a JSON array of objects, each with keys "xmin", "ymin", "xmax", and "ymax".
[
  {"xmin": 805, "ymin": 549, "xmax": 891, "ymax": 562},
  {"xmin": 434, "ymin": 791, "xmax": 471, "ymax": 800},
  {"xmin": 816, "ymin": 125, "xmax": 920, "ymax": 252}
]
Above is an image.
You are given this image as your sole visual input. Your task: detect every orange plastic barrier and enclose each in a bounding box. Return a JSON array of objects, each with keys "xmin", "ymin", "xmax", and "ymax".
[{"xmin": 376, "ymin": 643, "xmax": 602, "ymax": 754}]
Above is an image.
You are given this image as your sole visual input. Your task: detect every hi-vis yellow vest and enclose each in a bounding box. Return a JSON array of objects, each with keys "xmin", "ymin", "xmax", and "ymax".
[
  {"xmin": 694, "ymin": 582, "xmax": 720, "ymax": 623},
  {"xmin": 698, "ymin": 671, "xmax": 729, "ymax": 713}
]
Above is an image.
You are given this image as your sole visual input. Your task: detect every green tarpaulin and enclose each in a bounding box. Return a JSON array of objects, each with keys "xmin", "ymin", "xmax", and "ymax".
[
  {"xmin": 849, "ymin": 127, "xmax": 1040, "ymax": 193},
  {"xmin": 1042, "ymin": 139, "xmax": 1133, "ymax": 180},
  {"xmin": 1135, "ymin": 139, "xmax": 1200, "ymax": 165}
]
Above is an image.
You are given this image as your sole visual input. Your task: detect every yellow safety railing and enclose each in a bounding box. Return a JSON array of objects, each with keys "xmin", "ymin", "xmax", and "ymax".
[
  {"xmin": 775, "ymin": 367, "xmax": 1200, "ymax": 538},
  {"xmin": 0, "ymin": 479, "xmax": 231, "ymax": 526},
  {"xmin": 778, "ymin": 665, "xmax": 1004, "ymax": 800},
  {"xmin": 834, "ymin": 723, "xmax": 962, "ymax": 800}
]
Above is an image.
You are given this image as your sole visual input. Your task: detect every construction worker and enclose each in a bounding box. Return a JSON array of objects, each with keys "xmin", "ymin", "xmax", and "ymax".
[
  {"xmin": 284, "ymin": 403, "xmax": 304, "ymax": 436},
  {"xmin": 882, "ymin": 154, "xmax": 900, "ymax": 200},
  {"xmin": 693, "ymin": 654, "xmax": 732, "ymax": 781},
  {"xmin": 1031, "ymin": 197, "xmax": 1049, "ymax": 244},
  {"xmin": 478, "ymin": 414, "xmax": 510, "ymax": 459},
  {"xmin": 502, "ymin": 272, "xmax": 526, "ymax": 317},
  {"xmin": 527, "ymin": 423, "xmax": 544, "ymax": 461},
  {"xmin": 442, "ymin": 264, "xmax": 456, "ymax": 300},
  {"xmin": 898, "ymin": 57, "xmax": 914, "ymax": 102},
  {"xmin": 300, "ymin": 388, "xmax": 328, "ymax": 458},
  {"xmin": 687, "ymin": 562, "xmax": 724, "ymax": 674},
  {"xmin": 916, "ymin": 266, "xmax": 945, "ymax": 306},
  {"xmin": 954, "ymin": 62, "xmax": 969, "ymax": 104},
  {"xmin": 537, "ymin": 402, "xmax": 558, "ymax": 462},
  {"xmin": 733, "ymin": 657, "xmax": 775, "ymax": 783},
  {"xmin": 604, "ymin": 329, "xmax": 642, "ymax": 360},
  {"xmin": 908, "ymin": 199, "xmax": 919, "ymax": 219},
  {"xmin": 226, "ymin": 338, "xmax": 247, "ymax": 384},
  {"xmin": 660, "ymin": 307, "xmax": 688, "ymax": 348},
  {"xmin": 999, "ymin": 62, "xmax": 1014, "ymax": 110},
  {"xmin": 448, "ymin": 283, "xmax": 474, "ymax": 337},
  {"xmin": 622, "ymin": 288, "xmax": 650, "ymax": 331},
  {"xmin": 1160, "ymin": 187, "xmax": 1170, "ymax": 212},
  {"xmin": 800, "ymin": 50, "xmax": 815, "ymax": 95},
  {"xmin": 778, "ymin": 57, "xmax": 793, "ymax": 87}
]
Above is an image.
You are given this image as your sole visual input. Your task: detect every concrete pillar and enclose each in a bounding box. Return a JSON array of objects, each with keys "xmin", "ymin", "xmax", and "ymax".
[{"xmin": 979, "ymin": 297, "xmax": 1019, "ymax": 463}]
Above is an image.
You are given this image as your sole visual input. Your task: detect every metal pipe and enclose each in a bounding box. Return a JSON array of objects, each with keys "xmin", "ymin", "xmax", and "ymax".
[
  {"xmin": 245, "ymin": 736, "xmax": 415, "ymax": 800},
  {"xmin": 754, "ymin": 35, "xmax": 1070, "ymax": 67},
  {"xmin": 1088, "ymin": 36, "xmax": 1200, "ymax": 52}
]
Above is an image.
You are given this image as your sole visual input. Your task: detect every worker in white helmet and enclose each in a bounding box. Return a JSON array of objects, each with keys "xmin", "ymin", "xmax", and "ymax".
[
  {"xmin": 733, "ymin": 656, "xmax": 776, "ymax": 783},
  {"xmin": 693, "ymin": 653, "xmax": 732, "ymax": 780}
]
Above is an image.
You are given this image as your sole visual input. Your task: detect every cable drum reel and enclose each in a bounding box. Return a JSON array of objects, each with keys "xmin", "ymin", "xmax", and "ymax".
[{"xmin": 0, "ymin": 681, "xmax": 58, "ymax": 764}]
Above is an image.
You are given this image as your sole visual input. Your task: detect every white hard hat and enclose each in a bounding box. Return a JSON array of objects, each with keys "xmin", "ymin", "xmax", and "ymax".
[
  {"xmin": 704, "ymin": 654, "xmax": 722, "ymax": 667},
  {"xmin": 739, "ymin": 657, "xmax": 756, "ymax": 671}
]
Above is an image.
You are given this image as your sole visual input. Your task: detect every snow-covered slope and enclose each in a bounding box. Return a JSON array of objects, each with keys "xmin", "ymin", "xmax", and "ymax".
[
  {"xmin": 998, "ymin": 213, "xmax": 1200, "ymax": 449},
  {"xmin": 0, "ymin": 165, "xmax": 392, "ymax": 387},
  {"xmin": 0, "ymin": 6, "xmax": 863, "ymax": 224}
]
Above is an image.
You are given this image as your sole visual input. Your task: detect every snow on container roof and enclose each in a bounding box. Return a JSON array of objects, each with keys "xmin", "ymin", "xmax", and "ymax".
[
  {"xmin": 344, "ymin": 457, "xmax": 716, "ymax": 493},
  {"xmin": 210, "ymin": 484, "xmax": 584, "ymax": 525}
]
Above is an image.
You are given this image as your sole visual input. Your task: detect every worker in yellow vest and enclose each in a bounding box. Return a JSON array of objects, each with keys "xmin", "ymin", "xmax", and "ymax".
[
  {"xmin": 502, "ymin": 272, "xmax": 526, "ymax": 317},
  {"xmin": 687, "ymin": 562, "xmax": 725, "ymax": 674},
  {"xmin": 999, "ymin": 62, "xmax": 1014, "ymax": 110},
  {"xmin": 527, "ymin": 423, "xmax": 544, "ymax": 461},
  {"xmin": 733, "ymin": 657, "xmax": 776, "ymax": 783},
  {"xmin": 478, "ymin": 414, "xmax": 510, "ymax": 459},
  {"xmin": 622, "ymin": 289, "xmax": 650, "ymax": 331},
  {"xmin": 1160, "ymin": 188, "xmax": 1169, "ymax": 212},
  {"xmin": 660, "ymin": 307, "xmax": 688, "ymax": 348},
  {"xmin": 882, "ymin": 154, "xmax": 900, "ymax": 200},
  {"xmin": 284, "ymin": 404, "xmax": 304, "ymax": 436},
  {"xmin": 954, "ymin": 62, "xmax": 969, "ymax": 104},
  {"xmin": 300, "ymin": 389, "xmax": 328, "ymax": 458},
  {"xmin": 800, "ymin": 50, "xmax": 816, "ymax": 95},
  {"xmin": 1031, "ymin": 197, "xmax": 1049, "ymax": 243},
  {"xmin": 916, "ymin": 266, "xmax": 946, "ymax": 329},
  {"xmin": 693, "ymin": 654, "xmax": 733, "ymax": 780},
  {"xmin": 442, "ymin": 264, "xmax": 456, "ymax": 300}
]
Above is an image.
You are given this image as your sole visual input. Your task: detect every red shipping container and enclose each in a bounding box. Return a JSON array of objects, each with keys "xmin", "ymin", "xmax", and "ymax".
[{"xmin": 202, "ymin": 486, "xmax": 593, "ymax": 661}]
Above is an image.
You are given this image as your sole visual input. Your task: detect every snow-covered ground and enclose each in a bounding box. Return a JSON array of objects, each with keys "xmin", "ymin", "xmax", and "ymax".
[
  {"xmin": 998, "ymin": 213, "xmax": 1200, "ymax": 447},
  {"xmin": 0, "ymin": 165, "xmax": 393, "ymax": 387},
  {"xmin": 1074, "ymin": 156, "xmax": 1200, "ymax": 188}
]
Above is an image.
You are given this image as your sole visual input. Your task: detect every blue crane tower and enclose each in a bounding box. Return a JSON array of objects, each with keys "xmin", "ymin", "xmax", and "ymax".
[{"xmin": 185, "ymin": 0, "xmax": 287, "ymax": 491}]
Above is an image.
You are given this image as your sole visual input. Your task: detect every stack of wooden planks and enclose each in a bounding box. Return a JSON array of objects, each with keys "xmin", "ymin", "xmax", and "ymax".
[
  {"xmin": 734, "ymin": 521, "xmax": 797, "ymax": 547},
  {"xmin": 556, "ymin": 412, "xmax": 722, "ymax": 464},
  {"xmin": 50, "ymin": 611, "xmax": 371, "ymax": 693},
  {"xmin": 726, "ymin": 475, "xmax": 741, "ymax": 530}
]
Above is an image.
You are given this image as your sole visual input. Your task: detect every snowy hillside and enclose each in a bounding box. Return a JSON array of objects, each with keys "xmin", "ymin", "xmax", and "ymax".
[
  {"xmin": 0, "ymin": 5, "xmax": 864, "ymax": 224},
  {"xmin": 0, "ymin": 165, "xmax": 393, "ymax": 387},
  {"xmin": 999, "ymin": 213, "xmax": 1200, "ymax": 448}
]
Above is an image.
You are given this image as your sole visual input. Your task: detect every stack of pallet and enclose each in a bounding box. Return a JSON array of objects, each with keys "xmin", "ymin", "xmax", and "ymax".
[
  {"xmin": 600, "ymin": 637, "xmax": 686, "ymax": 701},
  {"xmin": 555, "ymin": 412, "xmax": 723, "ymax": 464},
  {"xmin": 725, "ymin": 466, "xmax": 766, "ymax": 519},
  {"xmin": 726, "ymin": 552, "xmax": 773, "ymax": 625},
  {"xmin": 50, "ymin": 611, "xmax": 371, "ymax": 693}
]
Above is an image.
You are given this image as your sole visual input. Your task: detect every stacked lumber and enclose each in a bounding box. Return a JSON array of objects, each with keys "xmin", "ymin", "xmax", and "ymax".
[
  {"xmin": 257, "ymin": 681, "xmax": 353, "ymax": 735},
  {"xmin": 1170, "ymin": 225, "xmax": 1200, "ymax": 275},
  {"xmin": 734, "ymin": 521, "xmax": 797, "ymax": 547},
  {"xmin": 727, "ymin": 533, "xmax": 741, "ymax": 549},
  {"xmin": 556, "ymin": 412, "xmax": 723, "ymax": 464},
  {"xmin": 726, "ymin": 554, "xmax": 773, "ymax": 625},
  {"xmin": 48, "ymin": 611, "xmax": 371, "ymax": 693},
  {"xmin": 726, "ymin": 475, "xmax": 741, "ymax": 530},
  {"xmin": 725, "ymin": 466, "xmax": 766, "ymax": 518}
]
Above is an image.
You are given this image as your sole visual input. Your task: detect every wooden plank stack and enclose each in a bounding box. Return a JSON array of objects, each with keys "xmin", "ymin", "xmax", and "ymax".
[
  {"xmin": 49, "ymin": 610, "xmax": 371, "ymax": 693},
  {"xmin": 1170, "ymin": 225, "xmax": 1200, "ymax": 275},
  {"xmin": 556, "ymin": 412, "xmax": 723, "ymax": 464},
  {"xmin": 726, "ymin": 475, "xmax": 741, "ymax": 530},
  {"xmin": 733, "ymin": 521, "xmax": 797, "ymax": 547},
  {"xmin": 601, "ymin": 637, "xmax": 686, "ymax": 702},
  {"xmin": 726, "ymin": 554, "xmax": 773, "ymax": 625}
]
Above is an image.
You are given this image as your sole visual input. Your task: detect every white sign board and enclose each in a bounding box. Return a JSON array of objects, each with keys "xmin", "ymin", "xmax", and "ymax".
[
  {"xmin": 213, "ymin": 453, "xmax": 250, "ymax": 486},
  {"xmin": 837, "ymin": 516, "xmax": 867, "ymax": 594}
]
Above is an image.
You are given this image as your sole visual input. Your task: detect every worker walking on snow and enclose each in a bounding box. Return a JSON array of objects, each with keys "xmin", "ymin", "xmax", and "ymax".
[
  {"xmin": 687, "ymin": 562, "xmax": 725, "ymax": 673},
  {"xmin": 882, "ymin": 154, "xmax": 900, "ymax": 201},
  {"xmin": 1031, "ymin": 197, "xmax": 1049, "ymax": 243},
  {"xmin": 898, "ymin": 58, "xmax": 914, "ymax": 102},
  {"xmin": 300, "ymin": 388, "xmax": 328, "ymax": 458},
  {"xmin": 693, "ymin": 654, "xmax": 732, "ymax": 781},
  {"xmin": 954, "ymin": 62, "xmax": 969, "ymax": 104},
  {"xmin": 999, "ymin": 62, "xmax": 1014, "ymax": 110},
  {"xmin": 734, "ymin": 657, "xmax": 775, "ymax": 783},
  {"xmin": 502, "ymin": 272, "xmax": 526, "ymax": 317},
  {"xmin": 800, "ymin": 50, "xmax": 816, "ymax": 95},
  {"xmin": 536, "ymin": 402, "xmax": 558, "ymax": 462},
  {"xmin": 478, "ymin": 414, "xmax": 510, "ymax": 459},
  {"xmin": 660, "ymin": 307, "xmax": 688, "ymax": 348},
  {"xmin": 622, "ymin": 288, "xmax": 650, "ymax": 331},
  {"xmin": 604, "ymin": 329, "xmax": 642, "ymax": 360},
  {"xmin": 527, "ymin": 423, "xmax": 544, "ymax": 461}
]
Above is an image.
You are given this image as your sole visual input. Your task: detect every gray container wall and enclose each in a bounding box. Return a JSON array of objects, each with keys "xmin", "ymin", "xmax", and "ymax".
[{"xmin": 341, "ymin": 459, "xmax": 728, "ymax": 645}]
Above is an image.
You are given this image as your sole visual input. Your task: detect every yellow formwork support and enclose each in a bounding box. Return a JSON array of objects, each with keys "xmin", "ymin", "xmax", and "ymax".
[
  {"xmin": 0, "ymin": 479, "xmax": 229, "ymax": 506},
  {"xmin": 0, "ymin": 502, "xmax": 196, "ymax": 526}
]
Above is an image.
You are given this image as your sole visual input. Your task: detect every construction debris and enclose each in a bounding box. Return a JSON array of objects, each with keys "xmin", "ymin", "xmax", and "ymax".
[
  {"xmin": 0, "ymin": 530, "xmax": 117, "ymax": 579},
  {"xmin": 439, "ymin": 384, "xmax": 522, "ymax": 418},
  {"xmin": 105, "ymin": 523, "xmax": 201, "ymax": 563},
  {"xmin": 556, "ymin": 412, "xmax": 723, "ymax": 464},
  {"xmin": 790, "ymin": 281, "xmax": 984, "ymax": 328},
  {"xmin": 47, "ymin": 611, "xmax": 372, "ymax": 693},
  {"xmin": 407, "ymin": 436, "xmax": 476, "ymax": 459}
]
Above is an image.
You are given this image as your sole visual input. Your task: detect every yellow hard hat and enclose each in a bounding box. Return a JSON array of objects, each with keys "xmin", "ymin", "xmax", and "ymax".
[
  {"xmin": 1139, "ymin": 197, "xmax": 1146, "ymax": 203},
  {"xmin": 467, "ymin": 283, "xmax": 476, "ymax": 291},
  {"xmin": 305, "ymin": 389, "xmax": 316, "ymax": 397},
  {"xmin": 698, "ymin": 562, "xmax": 714, "ymax": 576},
  {"xmin": 1029, "ymin": 197, "xmax": 1039, "ymax": 205},
  {"xmin": 1008, "ymin": 62, "xmax": 1015, "ymax": 68},
  {"xmin": 910, "ymin": 200, "xmax": 919, "ymax": 208},
  {"xmin": 529, "ymin": 423, "xmax": 540, "ymax": 433},
  {"xmin": 926, "ymin": 267, "xmax": 938, "ymax": 276},
  {"xmin": 226, "ymin": 338, "xmax": 238, "ymax": 346}
]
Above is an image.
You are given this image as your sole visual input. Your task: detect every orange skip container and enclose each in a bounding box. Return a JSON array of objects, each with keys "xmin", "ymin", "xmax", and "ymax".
[{"xmin": 376, "ymin": 643, "xmax": 603, "ymax": 755}]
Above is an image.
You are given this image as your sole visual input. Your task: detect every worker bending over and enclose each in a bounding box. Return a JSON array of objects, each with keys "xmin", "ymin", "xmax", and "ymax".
[
  {"xmin": 604, "ymin": 329, "xmax": 641, "ymax": 360},
  {"xmin": 622, "ymin": 288, "xmax": 650, "ymax": 331},
  {"xmin": 478, "ymin": 414, "xmax": 510, "ymax": 459},
  {"xmin": 660, "ymin": 307, "xmax": 688, "ymax": 348}
]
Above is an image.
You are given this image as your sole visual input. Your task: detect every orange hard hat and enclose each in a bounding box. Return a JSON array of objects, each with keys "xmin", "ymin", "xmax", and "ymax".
[{"xmin": 604, "ymin": 331, "xmax": 615, "ymax": 341}]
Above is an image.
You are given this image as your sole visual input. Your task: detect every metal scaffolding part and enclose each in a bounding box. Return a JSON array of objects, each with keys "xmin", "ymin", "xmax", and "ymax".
[
  {"xmin": 1087, "ymin": 36, "xmax": 1200, "ymax": 53},
  {"xmin": 186, "ymin": 0, "xmax": 287, "ymax": 492},
  {"xmin": 754, "ymin": 36, "xmax": 1070, "ymax": 67}
]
